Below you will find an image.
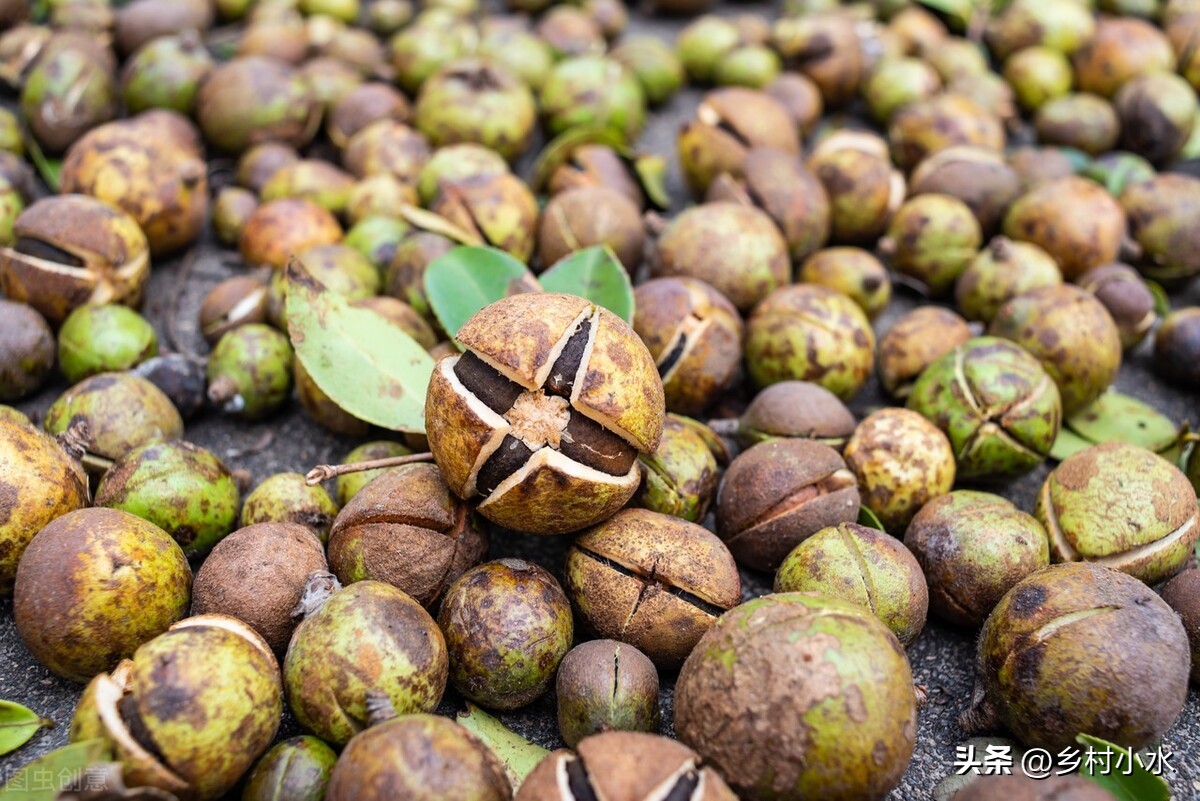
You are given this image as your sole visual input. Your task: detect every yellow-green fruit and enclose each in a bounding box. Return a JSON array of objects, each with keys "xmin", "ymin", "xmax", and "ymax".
[
  {"xmin": 14, "ymin": 508, "xmax": 191, "ymax": 681},
  {"xmin": 243, "ymin": 736, "xmax": 337, "ymax": 801},
  {"xmin": 241, "ymin": 472, "xmax": 340, "ymax": 544},
  {"xmin": 43, "ymin": 373, "xmax": 185, "ymax": 465},
  {"xmin": 58, "ymin": 303, "xmax": 158, "ymax": 383},
  {"xmin": 336, "ymin": 440, "xmax": 413, "ymax": 505}
]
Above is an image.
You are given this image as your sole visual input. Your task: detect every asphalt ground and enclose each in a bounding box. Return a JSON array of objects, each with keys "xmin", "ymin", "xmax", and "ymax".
[{"xmin": 3, "ymin": 4, "xmax": 1200, "ymax": 798}]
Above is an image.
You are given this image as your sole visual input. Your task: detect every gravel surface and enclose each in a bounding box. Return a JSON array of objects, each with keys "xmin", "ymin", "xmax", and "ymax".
[{"xmin": 4, "ymin": 5, "xmax": 1200, "ymax": 798}]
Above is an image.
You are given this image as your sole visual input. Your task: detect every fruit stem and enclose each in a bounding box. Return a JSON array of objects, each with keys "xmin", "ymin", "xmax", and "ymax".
[
  {"xmin": 55, "ymin": 419, "xmax": 91, "ymax": 461},
  {"xmin": 365, "ymin": 691, "xmax": 399, "ymax": 727},
  {"xmin": 305, "ymin": 452, "xmax": 435, "ymax": 485},
  {"xmin": 291, "ymin": 571, "xmax": 342, "ymax": 620}
]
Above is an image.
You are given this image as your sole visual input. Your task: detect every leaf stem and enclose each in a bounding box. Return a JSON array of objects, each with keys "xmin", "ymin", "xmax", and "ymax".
[{"xmin": 305, "ymin": 452, "xmax": 435, "ymax": 485}]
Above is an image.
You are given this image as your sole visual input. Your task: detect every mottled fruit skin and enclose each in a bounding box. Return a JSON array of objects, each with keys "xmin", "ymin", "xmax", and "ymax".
[
  {"xmin": 967, "ymin": 563, "xmax": 1189, "ymax": 750},
  {"xmin": 745, "ymin": 284, "xmax": 876, "ymax": 400},
  {"xmin": 539, "ymin": 186, "xmax": 645, "ymax": 274},
  {"xmin": 96, "ymin": 441, "xmax": 240, "ymax": 557},
  {"xmin": 14, "ymin": 508, "xmax": 191, "ymax": 681},
  {"xmin": 1002, "ymin": 176, "xmax": 1126, "ymax": 280},
  {"xmin": 798, "ymin": 247, "xmax": 890, "ymax": 320},
  {"xmin": 284, "ymin": 581, "xmax": 449, "ymax": 746},
  {"xmin": 632, "ymin": 277, "xmax": 743, "ymax": 415},
  {"xmin": 908, "ymin": 337, "xmax": 1061, "ymax": 480},
  {"xmin": 196, "ymin": 56, "xmax": 320, "ymax": 154},
  {"xmin": 1154, "ymin": 307, "xmax": 1200, "ymax": 389},
  {"xmin": 883, "ymin": 194, "xmax": 982, "ymax": 296},
  {"xmin": 989, "ymin": 285, "xmax": 1122, "ymax": 416},
  {"xmin": 0, "ymin": 299, "xmax": 54, "ymax": 401},
  {"xmin": 20, "ymin": 44, "xmax": 116, "ymax": 155},
  {"xmin": 242, "ymin": 736, "xmax": 338, "ymax": 801},
  {"xmin": 414, "ymin": 60, "xmax": 537, "ymax": 162},
  {"xmin": 653, "ymin": 202, "xmax": 790, "ymax": 313},
  {"xmin": 540, "ymin": 55, "xmax": 646, "ymax": 142},
  {"xmin": 121, "ymin": 33, "xmax": 213, "ymax": 116},
  {"xmin": 430, "ymin": 172, "xmax": 539, "ymax": 263},
  {"xmin": 43, "ymin": 373, "xmax": 185, "ymax": 465},
  {"xmin": 206, "ymin": 324, "xmax": 295, "ymax": 420},
  {"xmin": 517, "ymin": 731, "xmax": 737, "ymax": 801},
  {"xmin": 335, "ymin": 440, "xmax": 413, "ymax": 505},
  {"xmin": 192, "ymin": 523, "xmax": 328, "ymax": 655},
  {"xmin": 58, "ymin": 303, "xmax": 158, "ymax": 383},
  {"xmin": 909, "ymin": 147, "xmax": 1022, "ymax": 237},
  {"xmin": 1034, "ymin": 93, "xmax": 1120, "ymax": 157},
  {"xmin": 424, "ymin": 293, "xmax": 664, "ymax": 535},
  {"xmin": 808, "ymin": 134, "xmax": 902, "ymax": 246},
  {"xmin": 1035, "ymin": 442, "xmax": 1199, "ymax": 584},
  {"xmin": 566, "ymin": 508, "xmax": 740, "ymax": 668},
  {"xmin": 877, "ymin": 306, "xmax": 972, "ymax": 400},
  {"xmin": 1072, "ymin": 17, "xmax": 1175, "ymax": 99},
  {"xmin": 717, "ymin": 439, "xmax": 860, "ymax": 572},
  {"xmin": 329, "ymin": 464, "xmax": 488, "ymax": 608},
  {"xmin": 775, "ymin": 523, "xmax": 929, "ymax": 646},
  {"xmin": 556, "ymin": 639, "xmax": 660, "ymax": 748},
  {"xmin": 438, "ymin": 559, "xmax": 573, "ymax": 710},
  {"xmin": 954, "ymin": 237, "xmax": 1061, "ymax": 324},
  {"xmin": 844, "ymin": 408, "xmax": 956, "ymax": 533},
  {"xmin": 239, "ymin": 198, "xmax": 343, "ymax": 270},
  {"xmin": 888, "ymin": 94, "xmax": 1005, "ymax": 171},
  {"xmin": 1120, "ymin": 174, "xmax": 1200, "ymax": 282},
  {"xmin": 905, "ymin": 491, "xmax": 1050, "ymax": 627},
  {"xmin": 675, "ymin": 594, "xmax": 917, "ymax": 801},
  {"xmin": 241, "ymin": 473, "xmax": 339, "ymax": 544},
  {"xmin": 636, "ymin": 414, "xmax": 721, "ymax": 523},
  {"xmin": 327, "ymin": 715, "xmax": 512, "ymax": 801}
]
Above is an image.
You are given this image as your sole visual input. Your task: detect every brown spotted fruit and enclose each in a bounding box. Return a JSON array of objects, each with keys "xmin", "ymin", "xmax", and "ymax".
[
  {"xmin": 989, "ymin": 285, "xmax": 1122, "ymax": 415},
  {"xmin": 954, "ymin": 237, "xmax": 1061, "ymax": 324},
  {"xmin": 1035, "ymin": 442, "xmax": 1199, "ymax": 585},
  {"xmin": 0, "ymin": 299, "xmax": 54, "ymax": 401},
  {"xmin": 14, "ymin": 508, "xmax": 191, "ymax": 682},
  {"xmin": 1120, "ymin": 173, "xmax": 1200, "ymax": 283},
  {"xmin": 239, "ymin": 198, "xmax": 343, "ymax": 270},
  {"xmin": 775, "ymin": 522, "xmax": 929, "ymax": 646},
  {"xmin": 414, "ymin": 59, "xmax": 537, "ymax": 162},
  {"xmin": 963, "ymin": 563, "xmax": 1189, "ymax": 750},
  {"xmin": 737, "ymin": 381, "xmax": 857, "ymax": 450},
  {"xmin": 798, "ymin": 247, "xmax": 891, "ymax": 321},
  {"xmin": 743, "ymin": 284, "xmax": 876, "ymax": 399},
  {"xmin": 844, "ymin": 408, "xmax": 956, "ymax": 533},
  {"xmin": 888, "ymin": 94, "xmax": 1005, "ymax": 171},
  {"xmin": 329, "ymin": 463, "xmax": 488, "ymax": 608},
  {"xmin": 1161, "ymin": 567, "xmax": 1200, "ymax": 684},
  {"xmin": 192, "ymin": 523, "xmax": 328, "ymax": 656},
  {"xmin": 430, "ymin": 172, "xmax": 539, "ymax": 263},
  {"xmin": 907, "ymin": 337, "xmax": 1062, "ymax": 480},
  {"xmin": 1002, "ymin": 176, "xmax": 1126, "ymax": 280},
  {"xmin": 908, "ymin": 146, "xmax": 1022, "ymax": 237},
  {"xmin": 539, "ymin": 186, "xmax": 645, "ymax": 273},
  {"xmin": 424, "ymin": 293, "xmax": 664, "ymax": 536},
  {"xmin": 905, "ymin": 491, "xmax": 1050, "ymax": 627},
  {"xmin": 240, "ymin": 472, "xmax": 340, "ymax": 543},
  {"xmin": 771, "ymin": 13, "xmax": 865, "ymax": 107},
  {"xmin": 327, "ymin": 714, "xmax": 512, "ymax": 801},
  {"xmin": 196, "ymin": 55, "xmax": 320, "ymax": 154},
  {"xmin": 881, "ymin": 193, "xmax": 982, "ymax": 296},
  {"xmin": 517, "ymin": 731, "xmax": 736, "ymax": 801},
  {"xmin": 675, "ymin": 593, "xmax": 917, "ymax": 801},
  {"xmin": 566, "ymin": 508, "xmax": 740, "ymax": 668},
  {"xmin": 68, "ymin": 616, "xmax": 282, "ymax": 800},
  {"xmin": 807, "ymin": 131, "xmax": 904, "ymax": 246},
  {"xmin": 0, "ymin": 194, "xmax": 150, "ymax": 326},
  {"xmin": 632, "ymin": 277, "xmax": 743, "ymax": 415},
  {"xmin": 652, "ymin": 201, "xmax": 790, "ymax": 314},
  {"xmin": 1072, "ymin": 16, "xmax": 1175, "ymax": 99},
  {"xmin": 877, "ymin": 306, "xmax": 972, "ymax": 399},
  {"xmin": 556, "ymin": 639, "xmax": 660, "ymax": 748},
  {"xmin": 284, "ymin": 580, "xmax": 448, "ymax": 746},
  {"xmin": 717, "ymin": 439, "xmax": 860, "ymax": 572}
]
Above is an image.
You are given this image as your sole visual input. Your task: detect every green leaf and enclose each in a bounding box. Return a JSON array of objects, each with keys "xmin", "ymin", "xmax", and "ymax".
[
  {"xmin": 538, "ymin": 246, "xmax": 635, "ymax": 323},
  {"xmin": 857, "ymin": 505, "xmax": 887, "ymax": 533},
  {"xmin": 1146, "ymin": 280, "xmax": 1171, "ymax": 319},
  {"xmin": 0, "ymin": 701, "xmax": 52, "ymax": 756},
  {"xmin": 1050, "ymin": 427, "xmax": 1094, "ymax": 461},
  {"xmin": 1075, "ymin": 734, "xmax": 1170, "ymax": 801},
  {"xmin": 286, "ymin": 259, "xmax": 434, "ymax": 433},
  {"xmin": 1062, "ymin": 392, "xmax": 1183, "ymax": 455},
  {"xmin": 424, "ymin": 246, "xmax": 541, "ymax": 341},
  {"xmin": 0, "ymin": 738, "xmax": 113, "ymax": 800},
  {"xmin": 24, "ymin": 134, "xmax": 60, "ymax": 193},
  {"xmin": 398, "ymin": 205, "xmax": 483, "ymax": 246},
  {"xmin": 632, "ymin": 154, "xmax": 670, "ymax": 210},
  {"xmin": 456, "ymin": 704, "xmax": 549, "ymax": 791}
]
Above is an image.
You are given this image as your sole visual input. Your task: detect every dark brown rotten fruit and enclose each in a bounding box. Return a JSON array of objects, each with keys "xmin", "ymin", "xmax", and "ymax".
[
  {"xmin": 328, "ymin": 463, "xmax": 488, "ymax": 608},
  {"xmin": 114, "ymin": 0, "xmax": 212, "ymax": 56},
  {"xmin": 1077, "ymin": 263, "xmax": 1158, "ymax": 350},
  {"xmin": 737, "ymin": 381, "xmax": 856, "ymax": 450},
  {"xmin": 517, "ymin": 731, "xmax": 736, "ymax": 801},
  {"xmin": 632, "ymin": 277, "xmax": 743, "ymax": 415},
  {"xmin": 1114, "ymin": 72, "xmax": 1196, "ymax": 165},
  {"xmin": 538, "ymin": 186, "xmax": 645, "ymax": 273},
  {"xmin": 1121, "ymin": 174, "xmax": 1200, "ymax": 283},
  {"xmin": 771, "ymin": 13, "xmax": 865, "ymax": 106},
  {"xmin": 556, "ymin": 639, "xmax": 660, "ymax": 748},
  {"xmin": 1155, "ymin": 308, "xmax": 1200, "ymax": 388},
  {"xmin": 877, "ymin": 306, "xmax": 972, "ymax": 399},
  {"xmin": 438, "ymin": 559, "xmax": 573, "ymax": 710},
  {"xmin": 424, "ymin": 293, "xmax": 664, "ymax": 535},
  {"xmin": 0, "ymin": 299, "xmax": 54, "ymax": 401},
  {"xmin": 717, "ymin": 438, "xmax": 860, "ymax": 571},
  {"xmin": 196, "ymin": 56, "xmax": 320, "ymax": 154},
  {"xmin": 1161, "ymin": 567, "xmax": 1200, "ymax": 683},
  {"xmin": 677, "ymin": 88, "xmax": 799, "ymax": 196},
  {"xmin": 191, "ymin": 522, "xmax": 328, "ymax": 655},
  {"xmin": 565, "ymin": 508, "xmax": 740, "ymax": 668},
  {"xmin": 0, "ymin": 195, "xmax": 150, "ymax": 325}
]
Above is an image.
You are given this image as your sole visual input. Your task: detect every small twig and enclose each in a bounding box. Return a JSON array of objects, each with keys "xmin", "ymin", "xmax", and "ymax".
[
  {"xmin": 305, "ymin": 452, "xmax": 435, "ymax": 485},
  {"xmin": 166, "ymin": 247, "xmax": 199, "ymax": 357}
]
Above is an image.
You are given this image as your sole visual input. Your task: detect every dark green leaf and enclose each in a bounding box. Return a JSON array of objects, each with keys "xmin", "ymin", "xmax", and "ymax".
[
  {"xmin": 457, "ymin": 704, "xmax": 549, "ymax": 791},
  {"xmin": 0, "ymin": 701, "xmax": 51, "ymax": 756},
  {"xmin": 531, "ymin": 127, "xmax": 628, "ymax": 192},
  {"xmin": 1145, "ymin": 280, "xmax": 1171, "ymax": 319},
  {"xmin": 0, "ymin": 739, "xmax": 112, "ymax": 800},
  {"xmin": 632, "ymin": 154, "xmax": 670, "ymax": 210},
  {"xmin": 538, "ymin": 246, "xmax": 635, "ymax": 323},
  {"xmin": 286, "ymin": 259, "xmax": 434, "ymax": 433},
  {"xmin": 24, "ymin": 134, "xmax": 60, "ymax": 193},
  {"xmin": 858, "ymin": 505, "xmax": 887, "ymax": 533},
  {"xmin": 1075, "ymin": 734, "xmax": 1170, "ymax": 801},
  {"xmin": 1063, "ymin": 391, "xmax": 1183, "ymax": 455},
  {"xmin": 424, "ymin": 246, "xmax": 541, "ymax": 341}
]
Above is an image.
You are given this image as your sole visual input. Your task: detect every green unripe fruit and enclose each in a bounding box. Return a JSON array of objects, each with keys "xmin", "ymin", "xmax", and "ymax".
[
  {"xmin": 1003, "ymin": 46, "xmax": 1072, "ymax": 112},
  {"xmin": 908, "ymin": 337, "xmax": 1062, "ymax": 480},
  {"xmin": 58, "ymin": 303, "xmax": 158, "ymax": 383},
  {"xmin": 121, "ymin": 33, "xmax": 214, "ymax": 116},
  {"xmin": 344, "ymin": 216, "xmax": 412, "ymax": 271},
  {"xmin": 636, "ymin": 414, "xmax": 721, "ymax": 523},
  {"xmin": 713, "ymin": 45, "xmax": 781, "ymax": 88},
  {"xmin": 335, "ymin": 440, "xmax": 414, "ymax": 505},
  {"xmin": 414, "ymin": 60, "xmax": 537, "ymax": 162},
  {"xmin": 44, "ymin": 373, "xmax": 185, "ymax": 466},
  {"xmin": 862, "ymin": 57, "xmax": 942, "ymax": 122},
  {"xmin": 206, "ymin": 324, "xmax": 295, "ymax": 420},
  {"xmin": 417, "ymin": 144, "xmax": 509, "ymax": 206},
  {"xmin": 675, "ymin": 594, "xmax": 917, "ymax": 801},
  {"xmin": 438, "ymin": 559, "xmax": 574, "ymax": 710},
  {"xmin": 540, "ymin": 56, "xmax": 646, "ymax": 143},
  {"xmin": 954, "ymin": 237, "xmax": 1061, "ymax": 323},
  {"xmin": 611, "ymin": 36, "xmax": 685, "ymax": 105},
  {"xmin": 556, "ymin": 639, "xmax": 660, "ymax": 748},
  {"xmin": 882, "ymin": 193, "xmax": 982, "ymax": 296},
  {"xmin": 241, "ymin": 472, "xmax": 340, "ymax": 544},
  {"xmin": 243, "ymin": 736, "xmax": 338, "ymax": 801},
  {"xmin": 285, "ymin": 580, "xmax": 448, "ymax": 745},
  {"xmin": 14, "ymin": 508, "xmax": 191, "ymax": 682}
]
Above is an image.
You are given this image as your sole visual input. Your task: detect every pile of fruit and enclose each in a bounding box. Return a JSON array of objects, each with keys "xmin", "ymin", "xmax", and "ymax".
[{"xmin": 0, "ymin": 0, "xmax": 1199, "ymax": 798}]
